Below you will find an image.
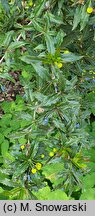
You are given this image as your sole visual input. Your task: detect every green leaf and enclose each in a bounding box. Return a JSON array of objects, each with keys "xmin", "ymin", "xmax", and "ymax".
[
  {"xmin": 3, "ymin": 31, "xmax": 14, "ymax": 48},
  {"xmin": 11, "ymin": 187, "xmax": 29, "ymax": 200},
  {"xmin": 0, "ymin": 73, "xmax": 15, "ymax": 83},
  {"xmin": 0, "ymin": 178, "xmax": 14, "ymax": 187},
  {"xmin": 1, "ymin": 0, "xmax": 10, "ymax": 13},
  {"xmin": 56, "ymin": 30, "xmax": 66, "ymax": 47},
  {"xmin": 0, "ymin": 172, "xmax": 15, "ymax": 187},
  {"xmin": 53, "ymin": 119, "xmax": 66, "ymax": 132},
  {"xmin": 80, "ymin": 188, "xmax": 95, "ymax": 200},
  {"xmin": 62, "ymin": 32, "xmax": 77, "ymax": 46},
  {"xmin": 33, "ymin": 0, "xmax": 45, "ymax": 17},
  {"xmin": 32, "ymin": 19, "xmax": 43, "ymax": 32},
  {"xmin": 31, "ymin": 62, "xmax": 48, "ymax": 79},
  {"xmin": 32, "ymin": 142, "xmax": 39, "ymax": 158},
  {"xmin": 0, "ymin": 134, "xmax": 4, "ymax": 144},
  {"xmin": 80, "ymin": 5, "xmax": 89, "ymax": 31},
  {"xmin": 45, "ymin": 33, "xmax": 55, "ymax": 54},
  {"xmin": 20, "ymin": 55, "xmax": 48, "ymax": 79},
  {"xmin": 8, "ymin": 41, "xmax": 26, "ymax": 50},
  {"xmin": 47, "ymin": 190, "xmax": 70, "ymax": 200},
  {"xmin": 4, "ymin": 152, "xmax": 15, "ymax": 162},
  {"xmin": 0, "ymin": 156, "xmax": 3, "ymax": 164},
  {"xmin": 13, "ymin": 162, "xmax": 29, "ymax": 178},
  {"xmin": 34, "ymin": 92, "xmax": 60, "ymax": 106},
  {"xmin": 72, "ymin": 6, "xmax": 81, "ymax": 30},
  {"xmin": 61, "ymin": 53, "xmax": 83, "ymax": 62},
  {"xmin": 22, "ymin": 70, "xmax": 29, "ymax": 79},
  {"xmin": 42, "ymin": 162, "xmax": 64, "ymax": 183},
  {"xmin": 20, "ymin": 55, "xmax": 39, "ymax": 64},
  {"xmin": 47, "ymin": 12, "xmax": 63, "ymax": 25},
  {"xmin": 33, "ymin": 186, "xmax": 70, "ymax": 200},
  {"xmin": 0, "ymin": 187, "xmax": 4, "ymax": 194},
  {"xmin": 81, "ymin": 172, "xmax": 95, "ymax": 189},
  {"xmin": 34, "ymin": 44, "xmax": 45, "ymax": 51},
  {"xmin": 33, "ymin": 186, "xmax": 50, "ymax": 200},
  {"xmin": 1, "ymin": 140, "xmax": 9, "ymax": 156},
  {"xmin": 18, "ymin": 137, "xmax": 27, "ymax": 145}
]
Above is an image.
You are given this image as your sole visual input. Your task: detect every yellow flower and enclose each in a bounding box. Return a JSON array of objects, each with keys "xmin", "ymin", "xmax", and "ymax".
[
  {"xmin": 41, "ymin": 154, "xmax": 45, "ymax": 159},
  {"xmin": 36, "ymin": 162, "xmax": 42, "ymax": 170},
  {"xmin": 49, "ymin": 152, "xmax": 54, "ymax": 157},
  {"xmin": 31, "ymin": 168, "xmax": 37, "ymax": 174},
  {"xmin": 64, "ymin": 50, "xmax": 70, "ymax": 54},
  {"xmin": 20, "ymin": 145, "xmax": 25, "ymax": 150},
  {"xmin": 86, "ymin": 7, "xmax": 93, "ymax": 14},
  {"xmin": 57, "ymin": 63, "xmax": 63, "ymax": 68},
  {"xmin": 53, "ymin": 148, "xmax": 57, "ymax": 153},
  {"xmin": 54, "ymin": 62, "xmax": 62, "ymax": 68}
]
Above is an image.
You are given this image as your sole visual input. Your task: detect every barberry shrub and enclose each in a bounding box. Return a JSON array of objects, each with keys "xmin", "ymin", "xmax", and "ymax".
[{"xmin": 0, "ymin": 0, "xmax": 95, "ymax": 200}]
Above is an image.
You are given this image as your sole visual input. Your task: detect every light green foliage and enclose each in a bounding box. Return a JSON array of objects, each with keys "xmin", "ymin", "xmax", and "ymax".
[{"xmin": 33, "ymin": 186, "xmax": 70, "ymax": 200}]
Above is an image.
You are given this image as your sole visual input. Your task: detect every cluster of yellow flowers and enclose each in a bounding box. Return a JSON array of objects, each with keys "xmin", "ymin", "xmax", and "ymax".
[
  {"xmin": 20, "ymin": 145, "xmax": 58, "ymax": 174},
  {"xmin": 20, "ymin": 146, "xmax": 42, "ymax": 174},
  {"xmin": 31, "ymin": 162, "xmax": 42, "ymax": 174},
  {"xmin": 49, "ymin": 148, "xmax": 58, "ymax": 157},
  {"xmin": 54, "ymin": 50, "xmax": 71, "ymax": 68},
  {"xmin": 40, "ymin": 148, "xmax": 58, "ymax": 159},
  {"xmin": 54, "ymin": 62, "xmax": 63, "ymax": 69}
]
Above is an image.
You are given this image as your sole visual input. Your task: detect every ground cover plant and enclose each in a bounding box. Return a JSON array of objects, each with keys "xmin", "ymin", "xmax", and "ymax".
[{"xmin": 0, "ymin": 0, "xmax": 95, "ymax": 200}]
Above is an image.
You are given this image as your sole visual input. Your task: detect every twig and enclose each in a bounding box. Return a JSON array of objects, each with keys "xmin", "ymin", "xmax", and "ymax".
[
  {"xmin": 16, "ymin": 33, "xmax": 22, "ymax": 42},
  {"xmin": 0, "ymin": 55, "xmax": 5, "ymax": 64}
]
